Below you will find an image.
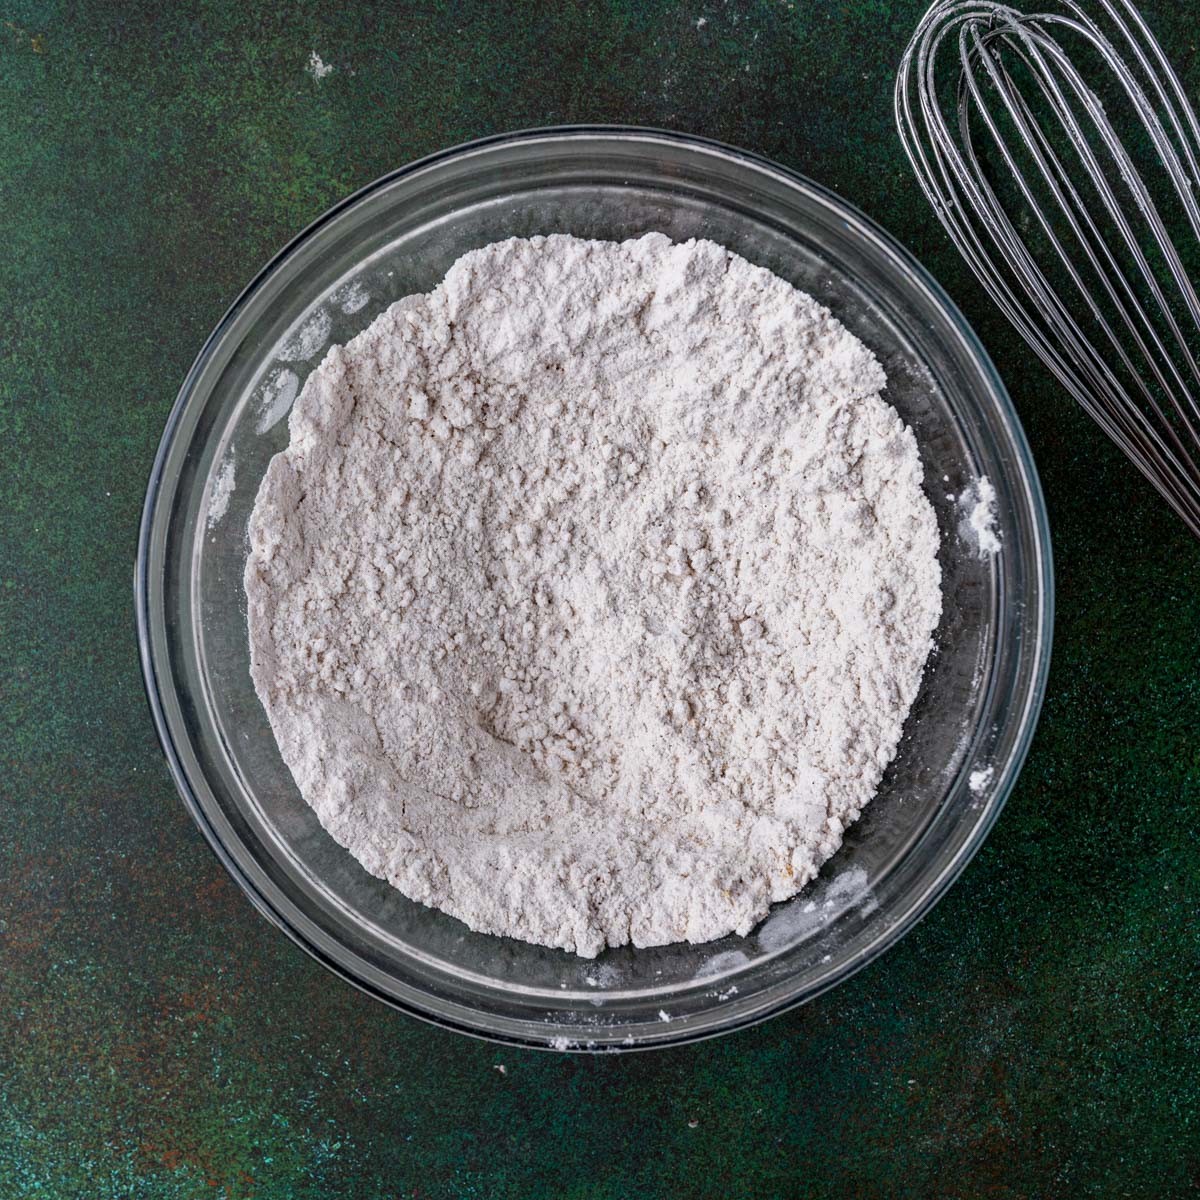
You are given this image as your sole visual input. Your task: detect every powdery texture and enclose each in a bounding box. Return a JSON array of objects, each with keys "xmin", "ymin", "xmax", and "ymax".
[{"xmin": 245, "ymin": 234, "xmax": 942, "ymax": 957}]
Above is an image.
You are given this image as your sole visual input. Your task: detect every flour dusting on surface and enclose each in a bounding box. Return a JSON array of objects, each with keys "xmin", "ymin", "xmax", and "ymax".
[
  {"xmin": 695, "ymin": 949, "xmax": 752, "ymax": 978},
  {"xmin": 245, "ymin": 234, "xmax": 942, "ymax": 957},
  {"xmin": 963, "ymin": 475, "xmax": 1001, "ymax": 555},
  {"xmin": 756, "ymin": 866, "xmax": 877, "ymax": 952},
  {"xmin": 307, "ymin": 51, "xmax": 333, "ymax": 80},
  {"xmin": 968, "ymin": 765, "xmax": 995, "ymax": 793},
  {"xmin": 207, "ymin": 450, "xmax": 235, "ymax": 528},
  {"xmin": 255, "ymin": 368, "xmax": 300, "ymax": 434},
  {"xmin": 279, "ymin": 308, "xmax": 332, "ymax": 362},
  {"xmin": 334, "ymin": 280, "xmax": 371, "ymax": 314}
]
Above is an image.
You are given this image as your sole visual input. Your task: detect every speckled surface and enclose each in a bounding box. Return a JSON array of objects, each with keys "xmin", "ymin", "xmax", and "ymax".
[{"xmin": 2, "ymin": 2, "xmax": 1198, "ymax": 1196}]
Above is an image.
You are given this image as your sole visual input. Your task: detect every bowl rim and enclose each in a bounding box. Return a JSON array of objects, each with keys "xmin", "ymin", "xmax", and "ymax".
[{"xmin": 135, "ymin": 124, "xmax": 1055, "ymax": 1051}]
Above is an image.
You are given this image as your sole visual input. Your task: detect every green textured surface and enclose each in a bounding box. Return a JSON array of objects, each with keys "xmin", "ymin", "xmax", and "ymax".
[{"xmin": 1, "ymin": 1, "xmax": 1197, "ymax": 1196}]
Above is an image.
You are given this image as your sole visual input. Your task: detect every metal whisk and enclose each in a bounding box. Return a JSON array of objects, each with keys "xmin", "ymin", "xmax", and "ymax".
[{"xmin": 896, "ymin": 0, "xmax": 1200, "ymax": 538}]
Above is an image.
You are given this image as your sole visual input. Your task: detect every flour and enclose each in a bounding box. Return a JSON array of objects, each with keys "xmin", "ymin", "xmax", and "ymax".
[
  {"xmin": 279, "ymin": 308, "xmax": 332, "ymax": 362},
  {"xmin": 963, "ymin": 475, "xmax": 1001, "ymax": 555},
  {"xmin": 254, "ymin": 368, "xmax": 300, "ymax": 434},
  {"xmin": 207, "ymin": 450, "xmax": 235, "ymax": 528},
  {"xmin": 307, "ymin": 50, "xmax": 333, "ymax": 81},
  {"xmin": 244, "ymin": 233, "xmax": 942, "ymax": 957},
  {"xmin": 968, "ymin": 765, "xmax": 995, "ymax": 793},
  {"xmin": 333, "ymin": 280, "xmax": 371, "ymax": 314}
]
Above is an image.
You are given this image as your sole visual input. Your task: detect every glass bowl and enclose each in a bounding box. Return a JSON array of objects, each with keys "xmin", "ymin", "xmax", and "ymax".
[{"xmin": 136, "ymin": 127, "xmax": 1053, "ymax": 1050}]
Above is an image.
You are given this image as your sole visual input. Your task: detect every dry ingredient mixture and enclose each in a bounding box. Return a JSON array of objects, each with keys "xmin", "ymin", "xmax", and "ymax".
[{"xmin": 245, "ymin": 234, "xmax": 942, "ymax": 957}]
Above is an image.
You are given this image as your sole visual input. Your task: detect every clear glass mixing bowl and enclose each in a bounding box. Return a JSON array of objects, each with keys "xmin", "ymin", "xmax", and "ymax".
[{"xmin": 136, "ymin": 128, "xmax": 1053, "ymax": 1050}]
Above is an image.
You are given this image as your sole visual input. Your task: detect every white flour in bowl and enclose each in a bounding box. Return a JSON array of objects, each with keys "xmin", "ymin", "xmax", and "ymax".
[{"xmin": 244, "ymin": 233, "xmax": 942, "ymax": 957}]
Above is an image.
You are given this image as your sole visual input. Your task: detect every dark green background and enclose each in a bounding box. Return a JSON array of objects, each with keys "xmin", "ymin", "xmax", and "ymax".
[{"xmin": 2, "ymin": 2, "xmax": 1197, "ymax": 1196}]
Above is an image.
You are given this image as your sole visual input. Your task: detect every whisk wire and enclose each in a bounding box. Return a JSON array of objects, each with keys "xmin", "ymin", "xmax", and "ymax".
[
  {"xmin": 896, "ymin": 0, "xmax": 1200, "ymax": 538},
  {"xmin": 971, "ymin": 23, "xmax": 1200, "ymax": 475},
  {"xmin": 960, "ymin": 22, "xmax": 1199, "ymax": 500},
  {"xmin": 1086, "ymin": 0, "xmax": 1200, "ymax": 195}
]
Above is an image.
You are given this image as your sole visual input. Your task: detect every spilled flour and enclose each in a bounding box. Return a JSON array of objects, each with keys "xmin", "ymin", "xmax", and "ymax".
[
  {"xmin": 245, "ymin": 234, "xmax": 942, "ymax": 956},
  {"xmin": 963, "ymin": 475, "xmax": 1001, "ymax": 555},
  {"xmin": 207, "ymin": 450, "xmax": 235, "ymax": 528}
]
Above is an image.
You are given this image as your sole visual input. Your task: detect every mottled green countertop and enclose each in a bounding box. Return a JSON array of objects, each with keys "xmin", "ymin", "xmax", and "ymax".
[{"xmin": 2, "ymin": 2, "xmax": 1197, "ymax": 1196}]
